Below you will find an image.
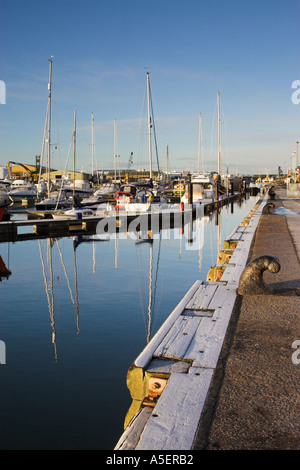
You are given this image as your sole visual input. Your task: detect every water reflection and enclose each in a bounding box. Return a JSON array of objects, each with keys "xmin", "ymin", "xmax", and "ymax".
[
  {"xmin": 0, "ymin": 254, "xmax": 11, "ymax": 281},
  {"xmin": 38, "ymin": 238, "xmax": 82, "ymax": 363},
  {"xmin": 0, "ymin": 194, "xmax": 259, "ymax": 449}
]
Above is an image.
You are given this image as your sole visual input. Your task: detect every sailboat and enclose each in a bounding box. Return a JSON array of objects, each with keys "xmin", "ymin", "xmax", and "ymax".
[
  {"xmin": 181, "ymin": 92, "xmax": 229, "ymax": 204},
  {"xmin": 181, "ymin": 112, "xmax": 216, "ymax": 203},
  {"xmin": 125, "ymin": 72, "xmax": 167, "ymax": 213},
  {"xmin": 35, "ymin": 58, "xmax": 72, "ymax": 212},
  {"xmin": 52, "ymin": 108, "xmax": 85, "ymax": 218}
]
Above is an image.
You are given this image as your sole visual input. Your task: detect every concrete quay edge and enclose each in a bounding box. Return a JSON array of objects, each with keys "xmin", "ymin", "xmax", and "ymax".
[
  {"xmin": 194, "ymin": 185, "xmax": 300, "ymax": 450},
  {"xmin": 115, "ymin": 191, "xmax": 272, "ymax": 450}
]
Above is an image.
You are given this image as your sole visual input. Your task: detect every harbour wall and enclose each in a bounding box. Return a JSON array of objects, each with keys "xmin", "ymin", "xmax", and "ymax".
[{"xmin": 115, "ymin": 192, "xmax": 270, "ymax": 450}]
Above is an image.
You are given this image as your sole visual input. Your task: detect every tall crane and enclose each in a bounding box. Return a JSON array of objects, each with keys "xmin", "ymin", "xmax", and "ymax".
[{"xmin": 7, "ymin": 161, "xmax": 38, "ymax": 181}]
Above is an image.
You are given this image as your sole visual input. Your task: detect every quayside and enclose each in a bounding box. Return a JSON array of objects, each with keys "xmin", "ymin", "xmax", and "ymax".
[{"xmin": 0, "ymin": 194, "xmax": 259, "ymax": 450}]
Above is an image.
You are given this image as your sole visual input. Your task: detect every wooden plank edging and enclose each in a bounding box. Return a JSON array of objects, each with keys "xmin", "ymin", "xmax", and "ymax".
[{"xmin": 115, "ymin": 193, "xmax": 269, "ymax": 450}]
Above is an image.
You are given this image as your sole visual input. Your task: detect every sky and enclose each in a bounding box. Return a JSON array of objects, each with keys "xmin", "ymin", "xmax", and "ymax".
[{"xmin": 0, "ymin": 0, "xmax": 299, "ymax": 176}]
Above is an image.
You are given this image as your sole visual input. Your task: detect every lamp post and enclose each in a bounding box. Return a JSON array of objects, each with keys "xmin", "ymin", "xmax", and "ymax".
[{"xmin": 292, "ymin": 150, "xmax": 296, "ymax": 180}]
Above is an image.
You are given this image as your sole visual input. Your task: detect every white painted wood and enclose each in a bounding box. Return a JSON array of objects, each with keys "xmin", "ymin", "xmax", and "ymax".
[
  {"xmin": 229, "ymin": 247, "xmax": 248, "ymax": 265},
  {"xmin": 208, "ymin": 284, "xmax": 236, "ymax": 310},
  {"xmin": 154, "ymin": 316, "xmax": 202, "ymax": 360},
  {"xmin": 136, "ymin": 370, "xmax": 214, "ymax": 450},
  {"xmin": 184, "ymin": 302, "xmax": 236, "ymax": 368},
  {"xmin": 115, "ymin": 407, "xmax": 153, "ymax": 450},
  {"xmin": 134, "ymin": 280, "xmax": 203, "ymax": 369},
  {"xmin": 225, "ymin": 225, "xmax": 239, "ymax": 241},
  {"xmin": 116, "ymin": 194, "xmax": 268, "ymax": 450},
  {"xmin": 146, "ymin": 358, "xmax": 190, "ymax": 375},
  {"xmin": 221, "ymin": 263, "xmax": 246, "ymax": 283},
  {"xmin": 186, "ymin": 283, "xmax": 219, "ymax": 309}
]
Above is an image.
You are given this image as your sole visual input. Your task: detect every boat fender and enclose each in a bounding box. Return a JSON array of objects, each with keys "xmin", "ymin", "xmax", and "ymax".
[{"xmin": 237, "ymin": 255, "xmax": 280, "ymax": 295}]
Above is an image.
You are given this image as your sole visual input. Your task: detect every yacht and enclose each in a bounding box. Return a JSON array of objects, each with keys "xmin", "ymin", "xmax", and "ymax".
[
  {"xmin": 181, "ymin": 173, "xmax": 216, "ymax": 203},
  {"xmin": 8, "ymin": 180, "xmax": 37, "ymax": 202}
]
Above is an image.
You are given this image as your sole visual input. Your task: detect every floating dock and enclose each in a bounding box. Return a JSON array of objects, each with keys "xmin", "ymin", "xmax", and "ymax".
[
  {"xmin": 115, "ymin": 192, "xmax": 270, "ymax": 450},
  {"xmin": 0, "ymin": 192, "xmax": 245, "ymax": 243}
]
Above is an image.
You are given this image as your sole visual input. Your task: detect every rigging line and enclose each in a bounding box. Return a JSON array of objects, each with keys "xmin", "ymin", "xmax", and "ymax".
[
  {"xmin": 146, "ymin": 241, "xmax": 153, "ymax": 344},
  {"xmin": 48, "ymin": 239, "xmax": 55, "ymax": 325},
  {"xmin": 55, "ymin": 239, "xmax": 75, "ymax": 305},
  {"xmin": 55, "ymin": 132, "xmax": 73, "ymax": 210},
  {"xmin": 73, "ymin": 247, "xmax": 80, "ymax": 334},
  {"xmin": 51, "ymin": 87, "xmax": 63, "ymax": 170},
  {"xmin": 137, "ymin": 83, "xmax": 148, "ymax": 168},
  {"xmin": 38, "ymin": 240, "xmax": 52, "ymax": 314},
  {"xmin": 39, "ymin": 239, "xmax": 58, "ymax": 362},
  {"xmin": 148, "ymin": 231, "xmax": 162, "ymax": 337},
  {"xmin": 38, "ymin": 99, "xmax": 50, "ymax": 189},
  {"xmin": 220, "ymin": 101, "xmax": 229, "ymax": 171},
  {"xmin": 149, "ymin": 83, "xmax": 160, "ymax": 174},
  {"xmin": 135, "ymin": 242, "xmax": 148, "ymax": 333}
]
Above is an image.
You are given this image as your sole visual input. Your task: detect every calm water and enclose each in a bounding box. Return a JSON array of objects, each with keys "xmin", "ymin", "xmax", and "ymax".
[{"xmin": 0, "ymin": 195, "xmax": 258, "ymax": 450}]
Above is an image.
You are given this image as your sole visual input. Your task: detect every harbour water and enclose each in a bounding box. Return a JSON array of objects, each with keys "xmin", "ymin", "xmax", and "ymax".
[{"xmin": 0, "ymin": 194, "xmax": 259, "ymax": 450}]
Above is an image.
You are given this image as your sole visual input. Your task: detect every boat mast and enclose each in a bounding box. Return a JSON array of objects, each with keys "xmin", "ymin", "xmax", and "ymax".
[
  {"xmin": 217, "ymin": 91, "xmax": 222, "ymax": 177},
  {"xmin": 73, "ymin": 108, "xmax": 77, "ymax": 197},
  {"xmin": 146, "ymin": 72, "xmax": 152, "ymax": 179},
  {"xmin": 91, "ymin": 112, "xmax": 94, "ymax": 177},
  {"xmin": 166, "ymin": 143, "xmax": 169, "ymax": 184},
  {"xmin": 47, "ymin": 57, "xmax": 53, "ymax": 197},
  {"xmin": 198, "ymin": 112, "xmax": 202, "ymax": 174},
  {"xmin": 114, "ymin": 118, "xmax": 117, "ymax": 182}
]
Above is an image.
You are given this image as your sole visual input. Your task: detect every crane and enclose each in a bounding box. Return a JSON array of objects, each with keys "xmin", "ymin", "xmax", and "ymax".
[{"xmin": 7, "ymin": 161, "xmax": 39, "ymax": 181}]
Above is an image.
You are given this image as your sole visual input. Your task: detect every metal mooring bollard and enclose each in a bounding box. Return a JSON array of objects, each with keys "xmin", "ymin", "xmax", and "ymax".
[
  {"xmin": 268, "ymin": 186, "xmax": 276, "ymax": 200},
  {"xmin": 238, "ymin": 255, "xmax": 281, "ymax": 295},
  {"xmin": 262, "ymin": 202, "xmax": 275, "ymax": 214}
]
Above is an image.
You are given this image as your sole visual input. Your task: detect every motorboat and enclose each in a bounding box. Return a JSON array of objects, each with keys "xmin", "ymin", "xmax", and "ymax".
[
  {"xmin": 62, "ymin": 179, "xmax": 95, "ymax": 198},
  {"xmin": 51, "ymin": 207, "xmax": 95, "ymax": 220},
  {"xmin": 35, "ymin": 191, "xmax": 72, "ymax": 210},
  {"xmin": 8, "ymin": 180, "xmax": 37, "ymax": 202},
  {"xmin": 76, "ymin": 193, "xmax": 105, "ymax": 209},
  {"xmin": 181, "ymin": 173, "xmax": 216, "ymax": 203},
  {"xmin": 124, "ymin": 189, "xmax": 168, "ymax": 213},
  {"xmin": 0, "ymin": 183, "xmax": 12, "ymax": 206},
  {"xmin": 93, "ymin": 182, "xmax": 120, "ymax": 198}
]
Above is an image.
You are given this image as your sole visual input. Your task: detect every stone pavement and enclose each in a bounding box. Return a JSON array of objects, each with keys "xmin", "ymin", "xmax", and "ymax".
[{"xmin": 193, "ymin": 186, "xmax": 300, "ymax": 450}]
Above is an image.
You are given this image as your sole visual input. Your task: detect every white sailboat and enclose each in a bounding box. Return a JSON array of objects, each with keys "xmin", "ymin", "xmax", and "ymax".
[
  {"xmin": 182, "ymin": 93, "xmax": 226, "ymax": 204},
  {"xmin": 181, "ymin": 112, "xmax": 216, "ymax": 203},
  {"xmin": 125, "ymin": 72, "xmax": 167, "ymax": 213},
  {"xmin": 35, "ymin": 58, "xmax": 72, "ymax": 211}
]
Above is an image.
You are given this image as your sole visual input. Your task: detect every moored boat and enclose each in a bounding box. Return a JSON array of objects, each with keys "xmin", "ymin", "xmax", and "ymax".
[
  {"xmin": 0, "ymin": 202, "xmax": 10, "ymax": 222},
  {"xmin": 51, "ymin": 207, "xmax": 95, "ymax": 220},
  {"xmin": 181, "ymin": 173, "xmax": 216, "ymax": 203}
]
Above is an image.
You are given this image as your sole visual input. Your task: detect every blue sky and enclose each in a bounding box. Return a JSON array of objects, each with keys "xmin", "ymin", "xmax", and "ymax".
[{"xmin": 0, "ymin": 0, "xmax": 299, "ymax": 175}]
